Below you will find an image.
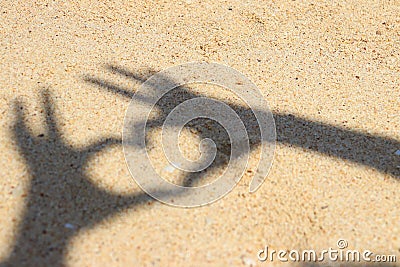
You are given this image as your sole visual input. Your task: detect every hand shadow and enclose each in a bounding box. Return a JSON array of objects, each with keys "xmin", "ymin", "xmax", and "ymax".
[
  {"xmin": 86, "ymin": 64, "xmax": 400, "ymax": 184},
  {"xmin": 2, "ymin": 90, "xmax": 157, "ymax": 266}
]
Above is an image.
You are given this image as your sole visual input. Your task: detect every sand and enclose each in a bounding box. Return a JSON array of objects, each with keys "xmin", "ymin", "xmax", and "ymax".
[{"xmin": 0, "ymin": 0, "xmax": 399, "ymax": 266}]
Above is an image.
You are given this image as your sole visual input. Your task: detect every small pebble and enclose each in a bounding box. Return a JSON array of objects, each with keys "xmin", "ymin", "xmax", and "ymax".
[
  {"xmin": 164, "ymin": 165, "xmax": 175, "ymax": 173},
  {"xmin": 395, "ymin": 150, "xmax": 400, "ymax": 156},
  {"xmin": 241, "ymin": 255, "xmax": 256, "ymax": 267},
  {"xmin": 64, "ymin": 223, "xmax": 75, "ymax": 229}
]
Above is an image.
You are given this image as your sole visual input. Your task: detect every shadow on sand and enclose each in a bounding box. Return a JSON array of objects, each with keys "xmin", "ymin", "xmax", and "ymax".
[{"xmin": 2, "ymin": 64, "xmax": 398, "ymax": 266}]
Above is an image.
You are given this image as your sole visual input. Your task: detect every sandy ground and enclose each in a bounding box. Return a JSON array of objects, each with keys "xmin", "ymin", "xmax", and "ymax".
[{"xmin": 0, "ymin": 0, "xmax": 399, "ymax": 266}]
